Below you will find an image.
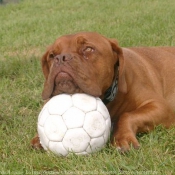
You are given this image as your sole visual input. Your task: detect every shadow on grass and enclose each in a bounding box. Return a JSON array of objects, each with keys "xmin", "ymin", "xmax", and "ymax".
[{"xmin": 0, "ymin": 0, "xmax": 21, "ymax": 5}]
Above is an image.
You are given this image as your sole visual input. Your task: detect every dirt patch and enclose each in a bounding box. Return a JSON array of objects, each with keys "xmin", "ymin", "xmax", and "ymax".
[{"xmin": 1, "ymin": 47, "xmax": 42, "ymax": 61}]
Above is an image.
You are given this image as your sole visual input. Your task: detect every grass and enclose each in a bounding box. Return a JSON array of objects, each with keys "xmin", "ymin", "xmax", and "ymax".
[{"xmin": 0, "ymin": 0, "xmax": 175, "ymax": 174}]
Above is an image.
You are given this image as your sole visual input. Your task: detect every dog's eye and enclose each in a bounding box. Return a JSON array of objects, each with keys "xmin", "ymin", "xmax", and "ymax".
[
  {"xmin": 84, "ymin": 47, "xmax": 94, "ymax": 52},
  {"xmin": 49, "ymin": 53, "xmax": 55, "ymax": 59},
  {"xmin": 81, "ymin": 46, "xmax": 95, "ymax": 59}
]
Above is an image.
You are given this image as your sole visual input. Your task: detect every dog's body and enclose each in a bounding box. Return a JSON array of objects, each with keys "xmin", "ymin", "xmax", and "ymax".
[{"xmin": 31, "ymin": 32, "xmax": 175, "ymax": 151}]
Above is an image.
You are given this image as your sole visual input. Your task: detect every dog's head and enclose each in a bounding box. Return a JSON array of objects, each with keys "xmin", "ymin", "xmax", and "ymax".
[{"xmin": 41, "ymin": 32, "xmax": 126, "ymax": 100}]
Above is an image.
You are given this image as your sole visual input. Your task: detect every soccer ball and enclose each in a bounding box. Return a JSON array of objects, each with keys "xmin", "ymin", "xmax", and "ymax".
[{"xmin": 37, "ymin": 93, "xmax": 111, "ymax": 156}]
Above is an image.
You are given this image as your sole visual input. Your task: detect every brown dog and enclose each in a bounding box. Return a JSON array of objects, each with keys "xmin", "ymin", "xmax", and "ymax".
[{"xmin": 31, "ymin": 32, "xmax": 175, "ymax": 152}]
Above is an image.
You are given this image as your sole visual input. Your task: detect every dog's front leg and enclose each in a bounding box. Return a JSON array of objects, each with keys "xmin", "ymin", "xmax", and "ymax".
[
  {"xmin": 31, "ymin": 134, "xmax": 43, "ymax": 149},
  {"xmin": 112, "ymin": 100, "xmax": 175, "ymax": 152}
]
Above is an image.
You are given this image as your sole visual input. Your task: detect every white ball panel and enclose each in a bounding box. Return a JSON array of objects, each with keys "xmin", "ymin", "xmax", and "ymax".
[
  {"xmin": 48, "ymin": 94, "xmax": 72, "ymax": 115},
  {"xmin": 44, "ymin": 115, "xmax": 67, "ymax": 142},
  {"xmin": 62, "ymin": 107, "xmax": 85, "ymax": 129},
  {"xmin": 63, "ymin": 128, "xmax": 90, "ymax": 153},
  {"xmin": 49, "ymin": 141, "xmax": 68, "ymax": 156},
  {"xmin": 38, "ymin": 107, "xmax": 49, "ymax": 127},
  {"xmin": 103, "ymin": 130, "xmax": 110, "ymax": 143},
  {"xmin": 72, "ymin": 94, "xmax": 97, "ymax": 113},
  {"xmin": 106, "ymin": 118, "xmax": 111, "ymax": 129},
  {"xmin": 96, "ymin": 98, "xmax": 110, "ymax": 120},
  {"xmin": 84, "ymin": 111, "xmax": 106, "ymax": 138},
  {"xmin": 37, "ymin": 125, "xmax": 49, "ymax": 150},
  {"xmin": 104, "ymin": 118, "xmax": 111, "ymax": 143},
  {"xmin": 86, "ymin": 136, "xmax": 105, "ymax": 153}
]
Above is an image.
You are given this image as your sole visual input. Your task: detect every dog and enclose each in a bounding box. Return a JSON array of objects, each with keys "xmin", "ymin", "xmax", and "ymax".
[{"xmin": 31, "ymin": 32, "xmax": 175, "ymax": 152}]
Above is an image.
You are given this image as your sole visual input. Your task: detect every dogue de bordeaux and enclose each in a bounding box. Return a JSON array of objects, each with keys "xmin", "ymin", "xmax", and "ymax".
[{"xmin": 31, "ymin": 32, "xmax": 175, "ymax": 152}]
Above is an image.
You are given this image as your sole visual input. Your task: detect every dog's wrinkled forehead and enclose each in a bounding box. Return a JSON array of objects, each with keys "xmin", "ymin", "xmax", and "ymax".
[{"xmin": 53, "ymin": 32, "xmax": 111, "ymax": 51}]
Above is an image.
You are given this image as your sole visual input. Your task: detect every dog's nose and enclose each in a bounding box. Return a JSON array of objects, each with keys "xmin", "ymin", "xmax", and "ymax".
[{"xmin": 55, "ymin": 54, "xmax": 72, "ymax": 64}]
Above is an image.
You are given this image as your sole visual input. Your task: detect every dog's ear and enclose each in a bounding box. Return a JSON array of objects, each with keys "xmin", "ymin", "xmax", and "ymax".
[
  {"xmin": 41, "ymin": 48, "xmax": 51, "ymax": 80},
  {"xmin": 108, "ymin": 39, "xmax": 127, "ymax": 94},
  {"xmin": 41, "ymin": 47, "xmax": 55, "ymax": 100}
]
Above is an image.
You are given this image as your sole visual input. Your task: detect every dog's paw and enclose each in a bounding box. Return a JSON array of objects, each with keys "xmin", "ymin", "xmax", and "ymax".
[
  {"xmin": 31, "ymin": 135, "xmax": 43, "ymax": 150},
  {"xmin": 112, "ymin": 133, "xmax": 140, "ymax": 152}
]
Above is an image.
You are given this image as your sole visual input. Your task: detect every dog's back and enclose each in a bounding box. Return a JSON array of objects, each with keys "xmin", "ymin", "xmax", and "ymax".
[{"xmin": 123, "ymin": 47, "xmax": 175, "ymax": 109}]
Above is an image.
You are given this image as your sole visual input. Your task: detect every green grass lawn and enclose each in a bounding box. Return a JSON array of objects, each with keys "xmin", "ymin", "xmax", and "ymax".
[{"xmin": 0, "ymin": 0, "xmax": 175, "ymax": 174}]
